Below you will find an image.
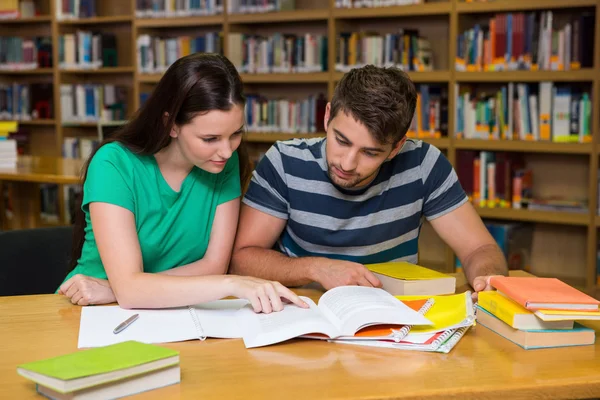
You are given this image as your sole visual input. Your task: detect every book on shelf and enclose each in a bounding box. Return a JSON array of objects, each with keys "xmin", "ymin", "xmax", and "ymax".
[
  {"xmin": 136, "ymin": 0, "xmax": 223, "ymax": 18},
  {"xmin": 489, "ymin": 276, "xmax": 600, "ymax": 311},
  {"xmin": 1, "ymin": 83, "xmax": 54, "ymax": 122},
  {"xmin": 336, "ymin": 0, "xmax": 422, "ymax": 8},
  {"xmin": 455, "ymin": 82, "xmax": 592, "ymax": 144},
  {"xmin": 137, "ymin": 33, "xmax": 223, "ymax": 74},
  {"xmin": 59, "ymin": 32, "xmax": 118, "ymax": 69},
  {"xmin": 78, "ymin": 286, "xmax": 433, "ymax": 349},
  {"xmin": 60, "ymin": 84, "xmax": 127, "ymax": 123},
  {"xmin": 456, "ymin": 11, "xmax": 595, "ymax": 72},
  {"xmin": 335, "ymin": 29, "xmax": 433, "ymax": 73},
  {"xmin": 56, "ymin": 0, "xmax": 97, "ymax": 20},
  {"xmin": 17, "ymin": 341, "xmax": 180, "ymax": 400},
  {"xmin": 228, "ymin": 0, "xmax": 295, "ymax": 14},
  {"xmin": 0, "ymin": 36, "xmax": 52, "ymax": 70},
  {"xmin": 228, "ymin": 32, "xmax": 328, "ymax": 74},
  {"xmin": 365, "ymin": 261, "xmax": 456, "ymax": 296},
  {"xmin": 476, "ymin": 306, "xmax": 595, "ymax": 350},
  {"xmin": 405, "ymin": 84, "xmax": 448, "ymax": 139}
]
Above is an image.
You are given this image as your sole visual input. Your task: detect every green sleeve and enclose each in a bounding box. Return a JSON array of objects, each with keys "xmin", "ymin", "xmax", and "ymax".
[
  {"xmin": 216, "ymin": 150, "xmax": 241, "ymax": 205},
  {"xmin": 82, "ymin": 143, "xmax": 135, "ymax": 213}
]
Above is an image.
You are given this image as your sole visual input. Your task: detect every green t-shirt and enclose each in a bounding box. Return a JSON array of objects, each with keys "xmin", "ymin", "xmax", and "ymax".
[{"xmin": 61, "ymin": 142, "xmax": 241, "ymax": 284}]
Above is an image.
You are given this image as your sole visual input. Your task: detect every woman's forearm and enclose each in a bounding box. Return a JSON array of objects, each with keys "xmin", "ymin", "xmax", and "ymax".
[{"xmin": 158, "ymin": 257, "xmax": 227, "ymax": 277}]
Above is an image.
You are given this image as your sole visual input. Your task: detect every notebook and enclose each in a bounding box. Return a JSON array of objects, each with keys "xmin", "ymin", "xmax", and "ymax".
[
  {"xmin": 79, "ymin": 286, "xmax": 433, "ymax": 349},
  {"xmin": 17, "ymin": 341, "xmax": 180, "ymax": 398},
  {"xmin": 489, "ymin": 276, "xmax": 600, "ymax": 311}
]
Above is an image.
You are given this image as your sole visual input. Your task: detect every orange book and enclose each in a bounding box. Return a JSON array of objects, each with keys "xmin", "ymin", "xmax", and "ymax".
[{"xmin": 490, "ymin": 277, "xmax": 600, "ymax": 311}]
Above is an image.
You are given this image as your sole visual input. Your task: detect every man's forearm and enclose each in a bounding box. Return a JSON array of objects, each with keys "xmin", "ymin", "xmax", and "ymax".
[
  {"xmin": 462, "ymin": 243, "xmax": 509, "ymax": 285},
  {"xmin": 230, "ymin": 247, "xmax": 322, "ymax": 287}
]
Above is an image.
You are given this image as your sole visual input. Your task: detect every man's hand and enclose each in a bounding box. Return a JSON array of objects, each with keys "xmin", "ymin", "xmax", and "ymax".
[
  {"xmin": 470, "ymin": 275, "xmax": 497, "ymax": 302},
  {"xmin": 310, "ymin": 259, "xmax": 382, "ymax": 290},
  {"xmin": 58, "ymin": 274, "xmax": 117, "ymax": 306}
]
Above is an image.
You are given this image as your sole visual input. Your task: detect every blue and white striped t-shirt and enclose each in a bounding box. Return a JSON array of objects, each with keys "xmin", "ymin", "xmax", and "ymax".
[{"xmin": 242, "ymin": 138, "xmax": 468, "ymax": 264}]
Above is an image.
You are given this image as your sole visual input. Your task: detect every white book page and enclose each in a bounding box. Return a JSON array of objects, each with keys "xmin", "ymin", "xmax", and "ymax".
[
  {"xmin": 317, "ymin": 286, "xmax": 432, "ymax": 336},
  {"xmin": 191, "ymin": 299, "xmax": 249, "ymax": 338},
  {"xmin": 78, "ymin": 306, "xmax": 197, "ymax": 348},
  {"xmin": 235, "ymin": 297, "xmax": 341, "ymax": 348}
]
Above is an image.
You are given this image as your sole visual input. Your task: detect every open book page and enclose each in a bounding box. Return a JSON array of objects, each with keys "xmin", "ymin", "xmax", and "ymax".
[
  {"xmin": 190, "ymin": 299, "xmax": 249, "ymax": 339},
  {"xmin": 317, "ymin": 286, "xmax": 432, "ymax": 336},
  {"xmin": 78, "ymin": 306, "xmax": 197, "ymax": 348},
  {"xmin": 235, "ymin": 297, "xmax": 340, "ymax": 348}
]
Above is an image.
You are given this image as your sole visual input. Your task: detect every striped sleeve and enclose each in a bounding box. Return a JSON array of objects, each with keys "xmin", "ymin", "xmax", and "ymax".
[
  {"xmin": 242, "ymin": 143, "xmax": 290, "ymax": 220},
  {"xmin": 421, "ymin": 144, "xmax": 468, "ymax": 220}
]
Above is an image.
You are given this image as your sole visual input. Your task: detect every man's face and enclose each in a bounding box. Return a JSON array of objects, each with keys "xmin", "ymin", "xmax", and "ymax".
[{"xmin": 324, "ymin": 103, "xmax": 404, "ymax": 189}]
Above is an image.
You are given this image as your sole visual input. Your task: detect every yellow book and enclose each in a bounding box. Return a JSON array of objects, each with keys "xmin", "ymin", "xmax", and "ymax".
[
  {"xmin": 534, "ymin": 308, "xmax": 600, "ymax": 322},
  {"xmin": 366, "ymin": 261, "xmax": 456, "ymax": 296},
  {"xmin": 478, "ymin": 291, "xmax": 573, "ymax": 330},
  {"xmin": 395, "ymin": 292, "xmax": 475, "ymax": 334},
  {"xmin": 0, "ymin": 120, "xmax": 18, "ymax": 135}
]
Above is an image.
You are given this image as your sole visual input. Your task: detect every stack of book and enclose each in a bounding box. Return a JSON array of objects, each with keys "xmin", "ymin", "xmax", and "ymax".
[
  {"xmin": 17, "ymin": 341, "xmax": 180, "ymax": 399},
  {"xmin": 476, "ymin": 276, "xmax": 599, "ymax": 349}
]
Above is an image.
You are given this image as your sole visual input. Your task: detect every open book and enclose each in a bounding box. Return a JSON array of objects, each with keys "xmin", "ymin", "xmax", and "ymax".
[
  {"xmin": 79, "ymin": 287, "xmax": 432, "ymax": 349},
  {"xmin": 236, "ymin": 286, "xmax": 432, "ymax": 348}
]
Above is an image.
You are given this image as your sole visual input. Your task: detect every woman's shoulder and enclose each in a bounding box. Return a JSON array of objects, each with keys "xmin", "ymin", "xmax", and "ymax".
[{"xmin": 91, "ymin": 142, "xmax": 147, "ymax": 168}]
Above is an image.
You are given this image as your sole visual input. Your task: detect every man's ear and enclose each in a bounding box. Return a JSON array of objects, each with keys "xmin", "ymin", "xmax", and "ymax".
[
  {"xmin": 388, "ymin": 136, "xmax": 407, "ymax": 160},
  {"xmin": 324, "ymin": 102, "xmax": 331, "ymax": 131}
]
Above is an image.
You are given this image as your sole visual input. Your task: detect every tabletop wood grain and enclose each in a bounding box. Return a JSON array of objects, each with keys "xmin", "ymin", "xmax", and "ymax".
[{"xmin": 1, "ymin": 273, "xmax": 599, "ymax": 400}]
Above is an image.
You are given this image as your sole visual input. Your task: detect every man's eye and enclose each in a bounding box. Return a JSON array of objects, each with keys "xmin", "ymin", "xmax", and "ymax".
[
  {"xmin": 364, "ymin": 152, "xmax": 376, "ymax": 157},
  {"xmin": 336, "ymin": 138, "xmax": 348, "ymax": 146}
]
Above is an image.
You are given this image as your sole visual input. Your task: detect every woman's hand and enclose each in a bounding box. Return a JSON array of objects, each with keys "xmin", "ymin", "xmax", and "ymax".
[
  {"xmin": 58, "ymin": 274, "xmax": 117, "ymax": 306},
  {"xmin": 226, "ymin": 276, "xmax": 309, "ymax": 313}
]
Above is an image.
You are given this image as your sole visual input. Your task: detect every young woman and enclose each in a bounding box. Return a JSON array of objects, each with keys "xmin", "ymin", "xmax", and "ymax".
[{"xmin": 58, "ymin": 53, "xmax": 307, "ymax": 314}]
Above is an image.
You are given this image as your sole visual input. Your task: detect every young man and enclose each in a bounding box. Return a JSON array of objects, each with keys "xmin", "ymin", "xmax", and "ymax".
[{"xmin": 231, "ymin": 65, "xmax": 507, "ymax": 300}]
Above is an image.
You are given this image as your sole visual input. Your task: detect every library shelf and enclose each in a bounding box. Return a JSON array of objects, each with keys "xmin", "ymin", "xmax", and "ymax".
[
  {"xmin": 228, "ymin": 9, "xmax": 329, "ymax": 23},
  {"xmin": 57, "ymin": 16, "xmax": 133, "ymax": 25},
  {"xmin": 134, "ymin": 15, "xmax": 223, "ymax": 27},
  {"xmin": 475, "ymin": 207, "xmax": 590, "ymax": 226},
  {"xmin": 1, "ymin": 16, "xmax": 52, "ymax": 24},
  {"xmin": 595, "ymin": 216, "xmax": 600, "ymax": 227},
  {"xmin": 455, "ymin": 139, "xmax": 593, "ymax": 154},
  {"xmin": 17, "ymin": 120, "xmax": 56, "ymax": 126},
  {"xmin": 239, "ymin": 72, "xmax": 330, "ymax": 83},
  {"xmin": 59, "ymin": 67, "xmax": 135, "ymax": 74},
  {"xmin": 455, "ymin": 70, "xmax": 596, "ymax": 82},
  {"xmin": 333, "ymin": 2, "xmax": 451, "ymax": 18},
  {"xmin": 1, "ymin": 68, "xmax": 53, "ymax": 75},
  {"xmin": 456, "ymin": 0, "xmax": 597, "ymax": 14}
]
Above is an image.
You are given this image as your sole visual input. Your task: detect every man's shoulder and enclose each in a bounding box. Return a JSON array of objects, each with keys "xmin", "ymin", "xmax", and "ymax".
[{"xmin": 270, "ymin": 137, "xmax": 325, "ymax": 158}]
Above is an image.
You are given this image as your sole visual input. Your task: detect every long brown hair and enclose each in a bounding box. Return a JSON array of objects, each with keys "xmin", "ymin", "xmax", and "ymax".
[{"xmin": 68, "ymin": 53, "xmax": 251, "ymax": 271}]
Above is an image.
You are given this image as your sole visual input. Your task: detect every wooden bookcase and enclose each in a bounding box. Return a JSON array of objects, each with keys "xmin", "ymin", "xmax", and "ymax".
[{"xmin": 2, "ymin": 0, "xmax": 600, "ymax": 298}]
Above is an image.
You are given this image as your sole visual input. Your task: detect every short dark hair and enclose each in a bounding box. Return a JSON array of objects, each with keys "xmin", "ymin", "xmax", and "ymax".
[{"xmin": 329, "ymin": 65, "xmax": 417, "ymax": 145}]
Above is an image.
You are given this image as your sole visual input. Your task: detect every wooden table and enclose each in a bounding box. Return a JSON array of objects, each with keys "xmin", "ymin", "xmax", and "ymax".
[
  {"xmin": 0, "ymin": 156, "xmax": 82, "ymax": 229},
  {"xmin": 2, "ymin": 275, "xmax": 600, "ymax": 400}
]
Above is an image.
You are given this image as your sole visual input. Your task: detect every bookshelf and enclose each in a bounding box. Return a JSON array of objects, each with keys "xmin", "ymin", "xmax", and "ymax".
[{"xmin": 1, "ymin": 0, "xmax": 599, "ymax": 298}]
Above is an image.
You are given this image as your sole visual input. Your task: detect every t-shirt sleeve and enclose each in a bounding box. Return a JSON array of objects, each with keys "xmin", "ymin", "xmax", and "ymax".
[
  {"xmin": 242, "ymin": 143, "xmax": 290, "ymax": 220},
  {"xmin": 216, "ymin": 150, "xmax": 242, "ymax": 205},
  {"xmin": 421, "ymin": 144, "xmax": 468, "ymax": 220},
  {"xmin": 83, "ymin": 144, "xmax": 135, "ymax": 213}
]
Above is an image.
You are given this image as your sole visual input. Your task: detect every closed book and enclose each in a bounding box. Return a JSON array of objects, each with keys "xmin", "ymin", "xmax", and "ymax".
[
  {"xmin": 489, "ymin": 276, "xmax": 600, "ymax": 311},
  {"xmin": 17, "ymin": 341, "xmax": 180, "ymax": 398},
  {"xmin": 366, "ymin": 261, "xmax": 456, "ymax": 296},
  {"xmin": 478, "ymin": 291, "xmax": 573, "ymax": 330},
  {"xmin": 476, "ymin": 306, "xmax": 595, "ymax": 350}
]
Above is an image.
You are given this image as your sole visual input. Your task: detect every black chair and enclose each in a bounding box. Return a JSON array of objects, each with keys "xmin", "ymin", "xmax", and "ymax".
[{"xmin": 0, "ymin": 226, "xmax": 73, "ymax": 296}]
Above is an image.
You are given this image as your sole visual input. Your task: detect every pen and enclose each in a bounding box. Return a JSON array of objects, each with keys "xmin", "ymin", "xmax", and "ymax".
[{"xmin": 113, "ymin": 314, "xmax": 139, "ymax": 334}]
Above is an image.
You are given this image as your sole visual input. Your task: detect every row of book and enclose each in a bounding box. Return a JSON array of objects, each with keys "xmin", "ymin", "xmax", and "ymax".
[
  {"xmin": 476, "ymin": 277, "xmax": 599, "ymax": 350},
  {"xmin": 456, "ymin": 11, "xmax": 595, "ymax": 72},
  {"xmin": 228, "ymin": 33, "xmax": 328, "ymax": 74},
  {"xmin": 0, "ymin": 83, "xmax": 53, "ymax": 121},
  {"xmin": 228, "ymin": 0, "xmax": 294, "ymax": 14},
  {"xmin": 0, "ymin": 37, "xmax": 52, "ymax": 70},
  {"xmin": 335, "ymin": 30, "xmax": 433, "ymax": 73},
  {"xmin": 0, "ymin": 0, "xmax": 35, "ymax": 19},
  {"xmin": 336, "ymin": 0, "xmax": 422, "ymax": 7},
  {"xmin": 60, "ymin": 84, "xmax": 127, "ymax": 123},
  {"xmin": 136, "ymin": 33, "xmax": 222, "ymax": 74},
  {"xmin": 55, "ymin": 0, "xmax": 97, "ymax": 20},
  {"xmin": 135, "ymin": 0, "xmax": 223, "ymax": 17},
  {"xmin": 244, "ymin": 93, "xmax": 327, "ymax": 134},
  {"xmin": 456, "ymin": 150, "xmax": 588, "ymax": 213},
  {"xmin": 406, "ymin": 84, "xmax": 448, "ymax": 139},
  {"xmin": 455, "ymin": 82, "xmax": 593, "ymax": 143},
  {"xmin": 58, "ymin": 32, "xmax": 118, "ymax": 69}
]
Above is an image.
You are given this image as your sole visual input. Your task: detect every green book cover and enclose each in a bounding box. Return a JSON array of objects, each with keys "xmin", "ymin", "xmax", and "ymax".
[{"xmin": 18, "ymin": 341, "xmax": 179, "ymax": 381}]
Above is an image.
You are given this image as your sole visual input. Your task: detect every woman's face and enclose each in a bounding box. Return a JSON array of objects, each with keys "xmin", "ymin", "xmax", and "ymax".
[{"xmin": 172, "ymin": 104, "xmax": 245, "ymax": 174}]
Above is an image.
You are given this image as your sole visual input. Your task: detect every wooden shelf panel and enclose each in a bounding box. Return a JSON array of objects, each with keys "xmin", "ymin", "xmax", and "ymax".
[
  {"xmin": 228, "ymin": 9, "xmax": 329, "ymax": 24},
  {"xmin": 476, "ymin": 207, "xmax": 590, "ymax": 226},
  {"xmin": 456, "ymin": 70, "xmax": 596, "ymax": 82},
  {"xmin": 1, "ymin": 16, "xmax": 52, "ymax": 24},
  {"xmin": 0, "ymin": 68, "xmax": 53, "ymax": 75},
  {"xmin": 455, "ymin": 139, "xmax": 593, "ymax": 154},
  {"xmin": 595, "ymin": 216, "xmax": 600, "ymax": 227},
  {"xmin": 135, "ymin": 15, "xmax": 223, "ymax": 27},
  {"xmin": 411, "ymin": 137, "xmax": 450, "ymax": 149},
  {"xmin": 456, "ymin": 0, "xmax": 597, "ymax": 13},
  {"xmin": 245, "ymin": 132, "xmax": 325, "ymax": 142},
  {"xmin": 334, "ymin": 2, "xmax": 451, "ymax": 18},
  {"xmin": 58, "ymin": 16, "xmax": 132, "ymax": 25},
  {"xmin": 16, "ymin": 120, "xmax": 56, "ymax": 126},
  {"xmin": 138, "ymin": 73, "xmax": 162, "ymax": 83},
  {"xmin": 334, "ymin": 70, "xmax": 450, "ymax": 82},
  {"xmin": 60, "ymin": 67, "xmax": 134, "ymax": 74},
  {"xmin": 240, "ymin": 72, "xmax": 330, "ymax": 83}
]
